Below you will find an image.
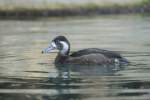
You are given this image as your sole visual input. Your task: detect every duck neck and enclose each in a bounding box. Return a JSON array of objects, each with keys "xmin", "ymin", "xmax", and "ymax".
[
  {"xmin": 55, "ymin": 41, "xmax": 70, "ymax": 64},
  {"xmin": 55, "ymin": 53, "xmax": 69, "ymax": 64}
]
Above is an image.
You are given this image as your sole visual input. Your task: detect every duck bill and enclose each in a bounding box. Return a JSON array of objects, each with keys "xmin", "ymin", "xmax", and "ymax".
[
  {"xmin": 42, "ymin": 42, "xmax": 56, "ymax": 54},
  {"xmin": 42, "ymin": 46, "xmax": 54, "ymax": 54}
]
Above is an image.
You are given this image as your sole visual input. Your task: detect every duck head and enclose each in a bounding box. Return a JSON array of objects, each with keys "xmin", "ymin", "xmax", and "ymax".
[{"xmin": 42, "ymin": 36, "xmax": 70, "ymax": 56}]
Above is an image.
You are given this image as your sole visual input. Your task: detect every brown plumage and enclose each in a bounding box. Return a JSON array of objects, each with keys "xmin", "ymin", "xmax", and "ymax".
[{"xmin": 42, "ymin": 36, "xmax": 129, "ymax": 65}]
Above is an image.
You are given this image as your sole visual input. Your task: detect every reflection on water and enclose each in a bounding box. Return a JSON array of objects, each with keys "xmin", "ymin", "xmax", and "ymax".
[{"xmin": 0, "ymin": 15, "xmax": 150, "ymax": 100}]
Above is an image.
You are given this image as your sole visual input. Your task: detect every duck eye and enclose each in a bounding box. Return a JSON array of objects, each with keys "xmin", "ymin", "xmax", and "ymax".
[
  {"xmin": 56, "ymin": 41, "xmax": 63, "ymax": 50},
  {"xmin": 50, "ymin": 41, "xmax": 57, "ymax": 48}
]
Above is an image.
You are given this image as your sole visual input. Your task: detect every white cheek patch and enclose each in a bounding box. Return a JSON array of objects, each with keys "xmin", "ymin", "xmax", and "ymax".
[
  {"xmin": 60, "ymin": 41, "xmax": 69, "ymax": 55},
  {"xmin": 50, "ymin": 41, "xmax": 57, "ymax": 48}
]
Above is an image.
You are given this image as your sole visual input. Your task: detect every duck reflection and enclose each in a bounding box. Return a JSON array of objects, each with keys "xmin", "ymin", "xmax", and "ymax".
[
  {"xmin": 43, "ymin": 63, "xmax": 123, "ymax": 100},
  {"xmin": 54, "ymin": 63, "xmax": 122, "ymax": 79}
]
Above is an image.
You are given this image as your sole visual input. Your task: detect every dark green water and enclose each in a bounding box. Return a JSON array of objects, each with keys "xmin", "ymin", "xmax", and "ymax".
[{"xmin": 0, "ymin": 15, "xmax": 150, "ymax": 100}]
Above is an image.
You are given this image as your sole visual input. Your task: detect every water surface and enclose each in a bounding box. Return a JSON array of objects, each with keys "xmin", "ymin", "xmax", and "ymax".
[{"xmin": 0, "ymin": 15, "xmax": 150, "ymax": 100}]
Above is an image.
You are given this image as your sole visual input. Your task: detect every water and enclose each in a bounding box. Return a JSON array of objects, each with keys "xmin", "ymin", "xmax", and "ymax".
[{"xmin": 0, "ymin": 15, "xmax": 150, "ymax": 100}]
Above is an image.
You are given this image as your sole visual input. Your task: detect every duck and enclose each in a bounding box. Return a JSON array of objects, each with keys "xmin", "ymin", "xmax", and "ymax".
[{"xmin": 42, "ymin": 36, "xmax": 129, "ymax": 65}]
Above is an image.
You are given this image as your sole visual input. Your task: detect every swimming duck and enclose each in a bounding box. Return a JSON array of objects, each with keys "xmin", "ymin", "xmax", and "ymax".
[{"xmin": 42, "ymin": 36, "xmax": 129, "ymax": 65}]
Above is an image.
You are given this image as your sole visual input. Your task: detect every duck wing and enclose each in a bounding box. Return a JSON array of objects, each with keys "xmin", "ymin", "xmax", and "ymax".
[
  {"xmin": 70, "ymin": 48, "xmax": 121, "ymax": 58},
  {"xmin": 70, "ymin": 48, "xmax": 129, "ymax": 64},
  {"xmin": 66, "ymin": 53, "xmax": 112, "ymax": 65}
]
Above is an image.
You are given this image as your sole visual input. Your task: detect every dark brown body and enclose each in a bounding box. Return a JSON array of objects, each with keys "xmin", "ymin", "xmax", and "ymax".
[
  {"xmin": 55, "ymin": 48, "xmax": 128, "ymax": 65},
  {"xmin": 42, "ymin": 36, "xmax": 129, "ymax": 65}
]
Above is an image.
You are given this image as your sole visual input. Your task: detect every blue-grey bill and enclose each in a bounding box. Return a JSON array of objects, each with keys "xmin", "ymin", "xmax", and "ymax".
[
  {"xmin": 42, "ymin": 42, "xmax": 57, "ymax": 54},
  {"xmin": 42, "ymin": 46, "xmax": 54, "ymax": 53}
]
